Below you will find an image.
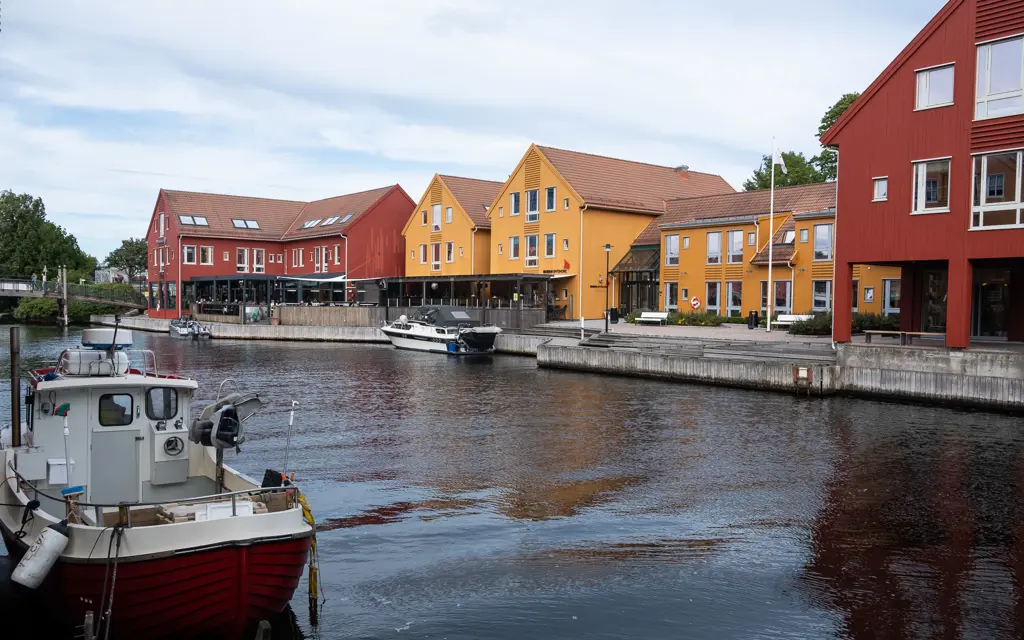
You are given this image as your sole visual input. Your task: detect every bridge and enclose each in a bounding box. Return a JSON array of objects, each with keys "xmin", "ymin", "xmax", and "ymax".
[{"xmin": 0, "ymin": 277, "xmax": 147, "ymax": 310}]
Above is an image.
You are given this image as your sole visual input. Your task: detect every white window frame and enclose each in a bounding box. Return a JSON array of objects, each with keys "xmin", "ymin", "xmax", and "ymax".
[
  {"xmin": 545, "ymin": 187, "xmax": 556, "ymax": 212},
  {"xmin": 313, "ymin": 246, "xmax": 322, "ymax": 273},
  {"xmin": 747, "ymin": 231, "xmax": 755, "ymax": 246},
  {"xmin": 971, "ymin": 149, "xmax": 1024, "ymax": 228},
  {"xmin": 873, "ymin": 177, "xmax": 889, "ymax": 202},
  {"xmin": 525, "ymin": 234, "xmax": 539, "ymax": 268},
  {"xmin": 421, "ymin": 210, "xmax": 428, "ymax": 226},
  {"xmin": 883, "ymin": 278, "xmax": 901, "ymax": 316},
  {"xmin": 499, "ymin": 206, "xmax": 504, "ymax": 218},
  {"xmin": 544, "ymin": 233, "xmax": 556, "ymax": 258},
  {"xmin": 725, "ymin": 281, "xmax": 743, "ymax": 317},
  {"xmin": 459, "ymin": 246, "xmax": 464, "ymax": 257},
  {"xmin": 431, "ymin": 242, "xmax": 441, "ymax": 271},
  {"xmin": 665, "ymin": 234, "xmax": 680, "ymax": 266},
  {"xmin": 291, "ymin": 249, "xmax": 299, "ymax": 268},
  {"xmin": 812, "ymin": 280, "xmax": 832, "ymax": 312},
  {"xmin": 800, "ymin": 228, "xmax": 809, "ymax": 243},
  {"xmin": 236, "ymin": 248, "xmax": 248, "ymax": 273},
  {"xmin": 432, "ymin": 204, "xmax": 442, "ymax": 232},
  {"xmin": 852, "ymin": 279, "xmax": 860, "ymax": 313},
  {"xmin": 683, "ymin": 236, "xmax": 690, "ymax": 250},
  {"xmin": 726, "ymin": 230, "xmax": 744, "ymax": 264},
  {"xmin": 563, "ymin": 238, "xmax": 569, "ymax": 251},
  {"xmin": 334, "ymin": 244, "xmax": 340, "ymax": 265},
  {"xmin": 200, "ymin": 246, "xmax": 213, "ymax": 265},
  {"xmin": 498, "ymin": 243, "xmax": 504, "ymax": 255},
  {"xmin": 183, "ymin": 245, "xmax": 196, "ymax": 265},
  {"xmin": 269, "ymin": 253, "xmax": 275, "ymax": 264},
  {"xmin": 159, "ymin": 213, "xmax": 165, "ymax": 238},
  {"xmin": 526, "ymin": 189, "xmax": 539, "ymax": 222},
  {"xmin": 705, "ymin": 281, "xmax": 721, "ymax": 315},
  {"xmin": 509, "ymin": 236, "xmax": 520, "ymax": 260},
  {"xmin": 813, "ymin": 223, "xmax": 834, "ymax": 261},
  {"xmin": 912, "ymin": 157, "xmax": 952, "ymax": 214},
  {"xmin": 445, "ymin": 207, "xmax": 453, "ymax": 224},
  {"xmin": 445, "ymin": 241, "xmax": 454, "ymax": 263},
  {"xmin": 510, "ymin": 192, "xmax": 521, "ymax": 216},
  {"xmin": 915, "ymin": 63, "xmax": 955, "ymax": 111},
  {"xmin": 253, "ymin": 248, "xmax": 265, "ymax": 274},
  {"xmin": 665, "ymin": 282, "xmax": 679, "ymax": 311},
  {"xmin": 706, "ymin": 231, "xmax": 722, "ymax": 265},
  {"xmin": 975, "ymin": 35, "xmax": 1024, "ymax": 120},
  {"xmin": 564, "ymin": 197, "xmax": 570, "ymax": 210},
  {"xmin": 419, "ymin": 244, "xmax": 427, "ymax": 264}
]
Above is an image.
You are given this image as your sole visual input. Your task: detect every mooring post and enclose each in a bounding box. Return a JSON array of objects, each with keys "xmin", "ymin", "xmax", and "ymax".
[{"xmin": 9, "ymin": 327, "xmax": 21, "ymax": 447}]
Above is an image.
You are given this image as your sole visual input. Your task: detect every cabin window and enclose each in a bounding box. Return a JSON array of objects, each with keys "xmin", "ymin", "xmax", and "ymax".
[
  {"xmin": 812, "ymin": 280, "xmax": 832, "ymax": 311},
  {"xmin": 510, "ymin": 192, "xmax": 521, "ymax": 216},
  {"xmin": 146, "ymin": 388, "xmax": 178, "ymax": 420},
  {"xmin": 564, "ymin": 197, "xmax": 570, "ymax": 210},
  {"xmin": 445, "ymin": 241, "xmax": 454, "ymax": 263},
  {"xmin": 253, "ymin": 248, "xmax": 265, "ymax": 273},
  {"xmin": 509, "ymin": 236, "xmax": 520, "ymax": 260},
  {"xmin": 431, "ymin": 242, "xmax": 441, "ymax": 271},
  {"xmin": 915, "ymin": 64, "xmax": 954, "ymax": 110},
  {"xmin": 236, "ymin": 248, "xmax": 248, "ymax": 273},
  {"xmin": 912, "ymin": 159, "xmax": 951, "ymax": 213},
  {"xmin": 563, "ymin": 238, "xmax": 569, "ymax": 251},
  {"xmin": 976, "ymin": 37, "xmax": 1024, "ymax": 119},
  {"xmin": 99, "ymin": 394, "xmax": 134, "ymax": 427},
  {"xmin": 421, "ymin": 210, "xmax": 428, "ymax": 226},
  {"xmin": 419, "ymin": 244, "xmax": 427, "ymax": 264}
]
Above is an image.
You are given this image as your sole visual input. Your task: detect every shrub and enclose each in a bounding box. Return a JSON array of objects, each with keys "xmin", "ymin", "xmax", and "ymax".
[
  {"xmin": 676, "ymin": 311, "xmax": 725, "ymax": 327},
  {"xmin": 722, "ymin": 315, "xmax": 749, "ymax": 324},
  {"xmin": 788, "ymin": 312, "xmax": 833, "ymax": 335},
  {"xmin": 851, "ymin": 312, "xmax": 900, "ymax": 333},
  {"xmin": 625, "ymin": 308, "xmax": 653, "ymax": 324},
  {"xmin": 13, "ymin": 297, "xmax": 119, "ymax": 323}
]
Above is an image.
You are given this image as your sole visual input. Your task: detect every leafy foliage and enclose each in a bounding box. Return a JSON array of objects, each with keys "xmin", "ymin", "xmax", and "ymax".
[
  {"xmin": 12, "ymin": 297, "xmax": 119, "ymax": 324},
  {"xmin": 814, "ymin": 92, "xmax": 861, "ymax": 181},
  {"xmin": 0, "ymin": 191, "xmax": 96, "ymax": 278},
  {"xmin": 676, "ymin": 311, "xmax": 725, "ymax": 327},
  {"xmin": 850, "ymin": 312, "xmax": 900, "ymax": 333},
  {"xmin": 105, "ymin": 238, "xmax": 148, "ymax": 281},
  {"xmin": 742, "ymin": 151, "xmax": 824, "ymax": 191},
  {"xmin": 788, "ymin": 312, "xmax": 833, "ymax": 335}
]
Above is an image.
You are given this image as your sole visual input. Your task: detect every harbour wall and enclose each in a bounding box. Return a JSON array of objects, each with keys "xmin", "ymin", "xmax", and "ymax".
[{"xmin": 276, "ymin": 305, "xmax": 547, "ymax": 331}]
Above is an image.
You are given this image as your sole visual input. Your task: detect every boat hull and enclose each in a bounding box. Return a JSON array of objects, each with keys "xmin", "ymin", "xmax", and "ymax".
[
  {"xmin": 381, "ymin": 327, "xmax": 497, "ymax": 354},
  {"xmin": 1, "ymin": 522, "xmax": 311, "ymax": 639}
]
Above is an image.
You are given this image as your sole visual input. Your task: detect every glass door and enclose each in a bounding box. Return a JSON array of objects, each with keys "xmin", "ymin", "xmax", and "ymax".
[
  {"xmin": 972, "ymin": 268, "xmax": 1011, "ymax": 338},
  {"xmin": 921, "ymin": 270, "xmax": 947, "ymax": 332}
]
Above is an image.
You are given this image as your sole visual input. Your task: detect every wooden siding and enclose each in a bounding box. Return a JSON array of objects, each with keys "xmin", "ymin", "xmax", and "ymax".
[
  {"xmin": 971, "ymin": 114, "xmax": 1024, "ymax": 150},
  {"xmin": 525, "ymin": 152, "xmax": 541, "ymax": 190},
  {"xmin": 976, "ymin": 0, "xmax": 1024, "ymax": 41},
  {"xmin": 430, "ymin": 181, "xmax": 443, "ymax": 204}
]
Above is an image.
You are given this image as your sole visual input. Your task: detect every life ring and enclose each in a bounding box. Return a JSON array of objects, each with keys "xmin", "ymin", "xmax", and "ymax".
[{"xmin": 690, "ymin": 296, "xmax": 701, "ymax": 309}]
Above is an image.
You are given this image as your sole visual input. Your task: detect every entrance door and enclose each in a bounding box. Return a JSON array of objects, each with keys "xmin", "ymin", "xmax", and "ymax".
[
  {"xmin": 921, "ymin": 270, "xmax": 948, "ymax": 333},
  {"xmin": 972, "ymin": 268, "xmax": 1012, "ymax": 338},
  {"xmin": 89, "ymin": 391, "xmax": 141, "ymax": 504}
]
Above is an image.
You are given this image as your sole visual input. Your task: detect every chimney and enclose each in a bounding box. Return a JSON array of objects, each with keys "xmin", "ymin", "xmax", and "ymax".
[{"xmin": 674, "ymin": 164, "xmax": 690, "ymax": 175}]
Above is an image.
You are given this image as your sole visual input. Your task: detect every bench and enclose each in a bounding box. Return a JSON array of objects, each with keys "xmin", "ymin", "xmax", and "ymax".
[
  {"xmin": 772, "ymin": 314, "xmax": 813, "ymax": 328},
  {"xmin": 634, "ymin": 311, "xmax": 669, "ymax": 325},
  {"xmin": 864, "ymin": 330, "xmax": 945, "ymax": 346}
]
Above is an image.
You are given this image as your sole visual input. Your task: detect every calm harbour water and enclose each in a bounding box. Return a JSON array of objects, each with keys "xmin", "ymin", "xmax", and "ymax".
[{"xmin": 2, "ymin": 325, "xmax": 1024, "ymax": 639}]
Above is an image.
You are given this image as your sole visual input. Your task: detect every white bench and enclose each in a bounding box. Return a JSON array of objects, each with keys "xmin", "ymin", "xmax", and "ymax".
[
  {"xmin": 772, "ymin": 314, "xmax": 813, "ymax": 328},
  {"xmin": 634, "ymin": 311, "xmax": 669, "ymax": 325}
]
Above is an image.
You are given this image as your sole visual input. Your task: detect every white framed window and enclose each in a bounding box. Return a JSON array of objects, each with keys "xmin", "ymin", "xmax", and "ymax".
[
  {"xmin": 526, "ymin": 189, "xmax": 539, "ymax": 222},
  {"xmin": 747, "ymin": 231, "xmax": 755, "ymax": 246},
  {"xmin": 445, "ymin": 207, "xmax": 452, "ymax": 224},
  {"xmin": 883, "ymin": 278, "xmax": 901, "ymax": 316},
  {"xmin": 445, "ymin": 241, "xmax": 454, "ymax": 263},
  {"xmin": 253, "ymin": 248, "xmax": 265, "ymax": 273},
  {"xmin": 665, "ymin": 234, "xmax": 680, "ymax": 266},
  {"xmin": 183, "ymin": 246, "xmax": 196, "ymax": 265},
  {"xmin": 431, "ymin": 243, "xmax": 441, "ymax": 271},
  {"xmin": 159, "ymin": 212, "xmax": 165, "ymax": 238},
  {"xmin": 498, "ymin": 243, "xmax": 504, "ymax": 255},
  {"xmin": 410, "ymin": 250, "xmax": 415, "ymax": 260},
  {"xmin": 291, "ymin": 248, "xmax": 299, "ymax": 267},
  {"xmin": 976, "ymin": 36, "xmax": 1024, "ymax": 120},
  {"xmin": 269, "ymin": 253, "xmax": 275, "ymax": 264},
  {"xmin": 421, "ymin": 210, "xmax": 428, "ymax": 226},
  {"xmin": 509, "ymin": 236, "xmax": 520, "ymax": 260},
  {"xmin": 334, "ymin": 244, "xmax": 340, "ymax": 265},
  {"xmin": 812, "ymin": 280, "xmax": 832, "ymax": 311},
  {"xmin": 852, "ymin": 279, "xmax": 860, "ymax": 313},
  {"xmin": 498, "ymin": 206, "xmax": 504, "ymax": 218},
  {"xmin": 200, "ymin": 246, "xmax": 213, "ymax": 265},
  {"xmin": 706, "ymin": 231, "xmax": 722, "ymax": 265},
  {"xmin": 873, "ymin": 177, "xmax": 889, "ymax": 201},
  {"xmin": 813, "ymin": 224, "xmax": 833, "ymax": 260},
  {"xmin": 665, "ymin": 282, "xmax": 679, "ymax": 311},
  {"xmin": 760, "ymin": 280, "xmax": 792, "ymax": 314},
  {"xmin": 510, "ymin": 192, "xmax": 521, "ymax": 216},
  {"xmin": 800, "ymin": 228, "xmax": 809, "ymax": 243},
  {"xmin": 313, "ymin": 246, "xmax": 323, "ymax": 273},
  {"xmin": 525, "ymin": 234, "xmax": 539, "ymax": 267},
  {"xmin": 236, "ymin": 248, "xmax": 248, "ymax": 273},
  {"xmin": 706, "ymin": 281, "xmax": 720, "ymax": 314},
  {"xmin": 912, "ymin": 158, "xmax": 951, "ymax": 213},
  {"xmin": 683, "ymin": 236, "xmax": 690, "ymax": 250},
  {"xmin": 972, "ymin": 150, "xmax": 1023, "ymax": 227},
  {"xmin": 726, "ymin": 281, "xmax": 743, "ymax": 317},
  {"xmin": 544, "ymin": 233, "xmax": 556, "ymax": 258},
  {"xmin": 223, "ymin": 251, "xmax": 230, "ymax": 262},
  {"xmin": 564, "ymin": 197, "xmax": 570, "ymax": 210},
  {"xmin": 726, "ymin": 230, "xmax": 744, "ymax": 264},
  {"xmin": 563, "ymin": 238, "xmax": 569, "ymax": 251},
  {"xmin": 545, "ymin": 187, "xmax": 556, "ymax": 211},
  {"xmin": 459, "ymin": 246, "xmax": 464, "ymax": 257},
  {"xmin": 915, "ymin": 63, "xmax": 955, "ymax": 110},
  {"xmin": 277, "ymin": 253, "xmax": 283, "ymax": 264},
  {"xmin": 432, "ymin": 204, "xmax": 442, "ymax": 232},
  {"xmin": 419, "ymin": 244, "xmax": 427, "ymax": 264}
]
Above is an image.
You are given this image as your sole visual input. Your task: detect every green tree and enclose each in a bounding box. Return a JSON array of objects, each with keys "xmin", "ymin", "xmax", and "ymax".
[
  {"xmin": 0, "ymin": 190, "xmax": 96, "ymax": 277},
  {"xmin": 105, "ymin": 237, "xmax": 148, "ymax": 282},
  {"xmin": 815, "ymin": 92, "xmax": 861, "ymax": 181},
  {"xmin": 742, "ymin": 151, "xmax": 824, "ymax": 191}
]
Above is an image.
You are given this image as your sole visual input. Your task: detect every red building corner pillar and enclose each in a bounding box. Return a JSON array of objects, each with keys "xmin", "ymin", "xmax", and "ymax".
[
  {"xmin": 899, "ymin": 266, "xmax": 919, "ymax": 333},
  {"xmin": 945, "ymin": 258, "xmax": 972, "ymax": 349},
  {"xmin": 833, "ymin": 261, "xmax": 853, "ymax": 343}
]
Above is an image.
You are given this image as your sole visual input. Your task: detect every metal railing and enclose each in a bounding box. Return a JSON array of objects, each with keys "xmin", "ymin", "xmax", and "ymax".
[
  {"xmin": 387, "ymin": 297, "xmax": 545, "ymax": 309},
  {"xmin": 196, "ymin": 302, "xmax": 240, "ymax": 316},
  {"xmin": 0, "ymin": 276, "xmax": 145, "ymax": 307}
]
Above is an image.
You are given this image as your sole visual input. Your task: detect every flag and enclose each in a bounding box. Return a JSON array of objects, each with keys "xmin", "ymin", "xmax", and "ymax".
[
  {"xmin": 772, "ymin": 148, "xmax": 788, "ymax": 175},
  {"xmin": 563, "ymin": 259, "xmax": 571, "ymax": 270}
]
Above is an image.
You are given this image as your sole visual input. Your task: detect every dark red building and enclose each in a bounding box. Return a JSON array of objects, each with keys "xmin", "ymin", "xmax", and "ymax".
[
  {"xmin": 824, "ymin": 0, "xmax": 1024, "ymax": 348},
  {"xmin": 145, "ymin": 185, "xmax": 414, "ymax": 319}
]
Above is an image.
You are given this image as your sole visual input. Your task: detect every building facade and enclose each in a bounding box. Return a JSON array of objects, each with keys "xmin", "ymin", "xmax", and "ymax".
[
  {"xmin": 655, "ymin": 183, "xmax": 902, "ymax": 317},
  {"xmin": 145, "ymin": 186, "xmax": 414, "ymax": 319},
  {"xmin": 822, "ymin": 0, "xmax": 1024, "ymax": 347}
]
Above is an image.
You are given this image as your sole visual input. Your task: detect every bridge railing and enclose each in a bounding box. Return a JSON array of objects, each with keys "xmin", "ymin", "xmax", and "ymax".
[{"xmin": 66, "ymin": 282, "xmax": 147, "ymax": 306}]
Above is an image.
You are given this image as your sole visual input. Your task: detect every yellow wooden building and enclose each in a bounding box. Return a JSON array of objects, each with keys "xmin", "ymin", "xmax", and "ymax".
[
  {"xmin": 654, "ymin": 183, "xmax": 902, "ymax": 318},
  {"xmin": 486, "ymin": 144, "xmax": 733, "ymax": 320}
]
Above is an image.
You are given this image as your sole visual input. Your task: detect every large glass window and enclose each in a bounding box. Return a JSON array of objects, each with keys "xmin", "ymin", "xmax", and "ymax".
[
  {"xmin": 419, "ymin": 244, "xmax": 427, "ymax": 264},
  {"xmin": 445, "ymin": 207, "xmax": 452, "ymax": 224},
  {"xmin": 812, "ymin": 280, "xmax": 832, "ymax": 312},
  {"xmin": 253, "ymin": 248, "xmax": 265, "ymax": 273},
  {"xmin": 665, "ymin": 234, "xmax": 679, "ymax": 266},
  {"xmin": 665, "ymin": 282, "xmax": 678, "ymax": 311},
  {"xmin": 544, "ymin": 233, "xmax": 556, "ymax": 258},
  {"xmin": 445, "ymin": 242, "xmax": 454, "ymax": 263},
  {"xmin": 199, "ymin": 246, "xmax": 213, "ymax": 265},
  {"xmin": 706, "ymin": 281, "xmax": 720, "ymax": 314},
  {"xmin": 236, "ymin": 248, "xmax": 248, "ymax": 273},
  {"xmin": 727, "ymin": 230, "xmax": 744, "ymax": 264},
  {"xmin": 525, "ymin": 234, "xmax": 539, "ymax": 267},
  {"xmin": 99, "ymin": 394, "xmax": 134, "ymax": 427},
  {"xmin": 509, "ymin": 236, "xmax": 520, "ymax": 260},
  {"xmin": 883, "ymin": 278, "xmax": 901, "ymax": 316},
  {"xmin": 431, "ymin": 243, "xmax": 441, "ymax": 271},
  {"xmin": 526, "ymin": 190, "xmax": 539, "ymax": 222},
  {"xmin": 510, "ymin": 192, "xmax": 521, "ymax": 216},
  {"xmin": 913, "ymin": 159, "xmax": 951, "ymax": 212},
  {"xmin": 976, "ymin": 37, "xmax": 1024, "ymax": 119},
  {"xmin": 813, "ymin": 224, "xmax": 833, "ymax": 260},
  {"xmin": 972, "ymin": 150, "xmax": 1023, "ymax": 227},
  {"xmin": 762, "ymin": 280, "xmax": 792, "ymax": 313},
  {"xmin": 545, "ymin": 187, "xmax": 556, "ymax": 212},
  {"xmin": 183, "ymin": 246, "xmax": 196, "ymax": 265},
  {"xmin": 706, "ymin": 231, "xmax": 722, "ymax": 265},
  {"xmin": 432, "ymin": 204, "xmax": 442, "ymax": 232},
  {"xmin": 726, "ymin": 281, "xmax": 743, "ymax": 317},
  {"xmin": 916, "ymin": 64, "xmax": 954, "ymax": 110},
  {"xmin": 146, "ymin": 388, "xmax": 178, "ymax": 420}
]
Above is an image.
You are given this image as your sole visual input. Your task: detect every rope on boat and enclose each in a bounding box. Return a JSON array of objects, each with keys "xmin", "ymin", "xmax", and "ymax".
[
  {"xmin": 298, "ymin": 490, "xmax": 324, "ymax": 627},
  {"xmin": 97, "ymin": 524, "xmax": 125, "ymax": 640}
]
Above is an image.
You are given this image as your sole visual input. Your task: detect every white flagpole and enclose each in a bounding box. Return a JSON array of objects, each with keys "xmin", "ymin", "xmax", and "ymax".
[{"xmin": 767, "ymin": 140, "xmax": 775, "ymax": 332}]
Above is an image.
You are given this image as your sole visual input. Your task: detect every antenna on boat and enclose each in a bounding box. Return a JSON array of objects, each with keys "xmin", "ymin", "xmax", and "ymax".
[
  {"xmin": 108, "ymin": 315, "xmax": 121, "ymax": 364},
  {"xmin": 284, "ymin": 400, "xmax": 298, "ymax": 476}
]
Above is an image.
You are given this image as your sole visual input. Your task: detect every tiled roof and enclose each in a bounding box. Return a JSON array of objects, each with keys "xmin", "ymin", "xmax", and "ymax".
[
  {"xmin": 282, "ymin": 186, "xmax": 395, "ymax": 240},
  {"xmin": 536, "ymin": 145, "xmax": 734, "ymax": 215},
  {"xmin": 751, "ymin": 218, "xmax": 798, "ymax": 265},
  {"xmin": 439, "ymin": 175, "xmax": 504, "ymax": 229},
  {"xmin": 635, "ymin": 182, "xmax": 837, "ymax": 245},
  {"xmin": 161, "ymin": 190, "xmax": 307, "ymax": 240}
]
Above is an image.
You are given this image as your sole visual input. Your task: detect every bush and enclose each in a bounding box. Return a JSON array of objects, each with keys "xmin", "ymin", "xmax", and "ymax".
[
  {"xmin": 676, "ymin": 311, "xmax": 725, "ymax": 327},
  {"xmin": 625, "ymin": 308, "xmax": 652, "ymax": 324},
  {"xmin": 788, "ymin": 312, "xmax": 833, "ymax": 335},
  {"xmin": 722, "ymin": 315, "xmax": 749, "ymax": 324},
  {"xmin": 13, "ymin": 297, "xmax": 119, "ymax": 323},
  {"xmin": 851, "ymin": 312, "xmax": 900, "ymax": 333}
]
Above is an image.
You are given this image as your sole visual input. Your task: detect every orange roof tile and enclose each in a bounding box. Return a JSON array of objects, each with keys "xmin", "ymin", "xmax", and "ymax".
[
  {"xmin": 162, "ymin": 190, "xmax": 307, "ymax": 240},
  {"xmin": 751, "ymin": 218, "xmax": 799, "ymax": 265},
  {"xmin": 282, "ymin": 186, "xmax": 396, "ymax": 240},
  {"xmin": 439, "ymin": 175, "xmax": 504, "ymax": 229}
]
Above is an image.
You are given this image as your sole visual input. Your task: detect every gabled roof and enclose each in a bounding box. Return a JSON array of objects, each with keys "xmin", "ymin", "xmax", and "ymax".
[
  {"xmin": 160, "ymin": 190, "xmax": 307, "ymax": 240},
  {"xmin": 282, "ymin": 186, "xmax": 396, "ymax": 240},
  {"xmin": 536, "ymin": 145, "xmax": 735, "ymax": 215},
  {"xmin": 438, "ymin": 175, "xmax": 504, "ymax": 229},
  {"xmin": 636, "ymin": 182, "xmax": 837, "ymax": 245},
  {"xmin": 820, "ymin": 0, "xmax": 965, "ymax": 145},
  {"xmin": 751, "ymin": 217, "xmax": 798, "ymax": 266}
]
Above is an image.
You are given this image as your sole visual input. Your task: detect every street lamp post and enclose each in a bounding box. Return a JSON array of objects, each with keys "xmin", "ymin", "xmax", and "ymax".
[{"xmin": 604, "ymin": 243, "xmax": 612, "ymax": 333}]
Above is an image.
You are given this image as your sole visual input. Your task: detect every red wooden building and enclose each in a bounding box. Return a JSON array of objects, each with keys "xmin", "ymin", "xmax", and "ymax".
[
  {"xmin": 824, "ymin": 0, "xmax": 1024, "ymax": 348},
  {"xmin": 145, "ymin": 186, "xmax": 415, "ymax": 319}
]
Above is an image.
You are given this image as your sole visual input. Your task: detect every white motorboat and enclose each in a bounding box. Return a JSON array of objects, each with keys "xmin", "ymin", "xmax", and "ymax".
[
  {"xmin": 169, "ymin": 318, "xmax": 210, "ymax": 339},
  {"xmin": 381, "ymin": 306, "xmax": 502, "ymax": 354},
  {"xmin": 0, "ymin": 324, "xmax": 317, "ymax": 638}
]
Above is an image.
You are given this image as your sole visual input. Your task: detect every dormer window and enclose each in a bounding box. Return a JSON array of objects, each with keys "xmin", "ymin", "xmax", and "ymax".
[
  {"xmin": 915, "ymin": 63, "xmax": 954, "ymax": 110},
  {"xmin": 301, "ymin": 219, "xmax": 323, "ymax": 229},
  {"xmin": 782, "ymin": 230, "xmax": 796, "ymax": 244},
  {"xmin": 322, "ymin": 216, "xmax": 340, "ymax": 226},
  {"xmin": 340, "ymin": 213, "xmax": 353, "ymax": 223},
  {"xmin": 232, "ymin": 219, "xmax": 260, "ymax": 229}
]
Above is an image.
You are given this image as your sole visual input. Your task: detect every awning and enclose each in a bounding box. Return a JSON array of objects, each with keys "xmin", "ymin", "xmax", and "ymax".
[{"xmin": 611, "ymin": 247, "xmax": 660, "ymax": 273}]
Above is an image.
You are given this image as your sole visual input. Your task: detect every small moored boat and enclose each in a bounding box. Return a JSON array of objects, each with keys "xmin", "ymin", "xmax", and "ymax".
[
  {"xmin": 381, "ymin": 306, "xmax": 501, "ymax": 354},
  {"xmin": 169, "ymin": 318, "xmax": 210, "ymax": 339}
]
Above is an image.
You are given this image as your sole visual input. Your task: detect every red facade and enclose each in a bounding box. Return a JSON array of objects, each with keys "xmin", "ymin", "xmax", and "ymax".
[{"xmin": 825, "ymin": 0, "xmax": 1024, "ymax": 347}]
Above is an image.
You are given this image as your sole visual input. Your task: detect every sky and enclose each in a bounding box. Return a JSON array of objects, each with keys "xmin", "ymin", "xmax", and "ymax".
[{"xmin": 1, "ymin": 0, "xmax": 947, "ymax": 260}]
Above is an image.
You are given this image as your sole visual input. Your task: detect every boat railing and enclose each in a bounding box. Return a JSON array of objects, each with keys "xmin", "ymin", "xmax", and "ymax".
[
  {"xmin": 49, "ymin": 348, "xmax": 187, "ymax": 381},
  {"xmin": 6, "ymin": 463, "xmax": 298, "ymax": 528}
]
